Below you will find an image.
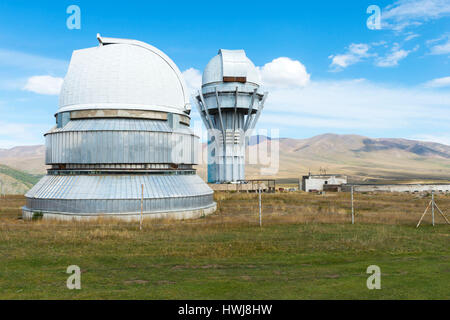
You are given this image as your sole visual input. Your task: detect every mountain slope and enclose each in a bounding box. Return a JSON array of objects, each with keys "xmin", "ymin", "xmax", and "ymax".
[
  {"xmin": 251, "ymin": 134, "xmax": 449, "ymax": 182},
  {"xmin": 0, "ymin": 164, "xmax": 43, "ymax": 194},
  {"xmin": 0, "ymin": 134, "xmax": 449, "ymax": 194},
  {"xmin": 198, "ymin": 134, "xmax": 450, "ymax": 182},
  {"xmin": 0, "ymin": 145, "xmax": 46, "ymax": 174}
]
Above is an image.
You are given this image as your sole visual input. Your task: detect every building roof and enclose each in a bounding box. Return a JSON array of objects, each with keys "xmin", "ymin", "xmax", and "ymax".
[
  {"xmin": 202, "ymin": 49, "xmax": 261, "ymax": 86},
  {"xmin": 303, "ymin": 174, "xmax": 347, "ymax": 179},
  {"xmin": 58, "ymin": 35, "xmax": 190, "ymax": 116},
  {"xmin": 26, "ymin": 174, "xmax": 212, "ymax": 200}
]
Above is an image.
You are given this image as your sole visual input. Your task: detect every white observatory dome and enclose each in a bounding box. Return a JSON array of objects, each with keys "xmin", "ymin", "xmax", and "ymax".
[
  {"xmin": 202, "ymin": 49, "xmax": 261, "ymax": 86},
  {"xmin": 59, "ymin": 35, "xmax": 190, "ymax": 115}
]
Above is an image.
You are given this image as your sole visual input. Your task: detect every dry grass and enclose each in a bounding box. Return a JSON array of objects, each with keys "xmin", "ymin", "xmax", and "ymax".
[
  {"xmin": 1, "ymin": 191, "xmax": 449, "ymax": 229},
  {"xmin": 214, "ymin": 191, "xmax": 450, "ymax": 226},
  {"xmin": 0, "ymin": 192, "xmax": 449, "ymax": 299}
]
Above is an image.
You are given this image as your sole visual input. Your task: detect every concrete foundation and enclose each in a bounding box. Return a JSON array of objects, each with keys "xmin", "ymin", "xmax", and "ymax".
[{"xmin": 22, "ymin": 203, "xmax": 217, "ymax": 222}]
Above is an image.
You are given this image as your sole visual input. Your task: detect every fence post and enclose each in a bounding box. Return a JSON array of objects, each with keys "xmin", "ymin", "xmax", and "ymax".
[
  {"xmin": 140, "ymin": 184, "xmax": 143, "ymax": 230},
  {"xmin": 259, "ymin": 186, "xmax": 262, "ymax": 227},
  {"xmin": 351, "ymin": 186, "xmax": 354, "ymax": 225},
  {"xmin": 432, "ymin": 190, "xmax": 435, "ymax": 227}
]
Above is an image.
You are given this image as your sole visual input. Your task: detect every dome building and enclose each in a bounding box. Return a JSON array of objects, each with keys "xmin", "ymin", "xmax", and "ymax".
[
  {"xmin": 23, "ymin": 35, "xmax": 216, "ymax": 220},
  {"xmin": 194, "ymin": 49, "xmax": 268, "ymax": 183}
]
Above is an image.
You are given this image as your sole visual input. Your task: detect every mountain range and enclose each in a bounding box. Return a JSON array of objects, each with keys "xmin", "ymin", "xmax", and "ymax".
[
  {"xmin": 201, "ymin": 133, "xmax": 450, "ymax": 183},
  {"xmin": 0, "ymin": 134, "xmax": 449, "ymax": 194}
]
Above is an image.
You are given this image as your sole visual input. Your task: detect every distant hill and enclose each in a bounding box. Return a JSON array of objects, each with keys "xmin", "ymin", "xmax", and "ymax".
[
  {"xmin": 0, "ymin": 164, "xmax": 43, "ymax": 195},
  {"xmin": 0, "ymin": 145, "xmax": 46, "ymax": 174},
  {"xmin": 0, "ymin": 145, "xmax": 46, "ymax": 194},
  {"xmin": 0, "ymin": 134, "xmax": 449, "ymax": 194},
  {"xmin": 197, "ymin": 133, "xmax": 450, "ymax": 183}
]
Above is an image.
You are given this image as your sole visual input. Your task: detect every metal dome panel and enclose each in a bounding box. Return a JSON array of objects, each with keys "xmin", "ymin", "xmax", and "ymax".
[
  {"xmin": 202, "ymin": 49, "xmax": 261, "ymax": 86},
  {"xmin": 59, "ymin": 36, "xmax": 190, "ymax": 115},
  {"xmin": 24, "ymin": 174, "xmax": 214, "ymax": 216}
]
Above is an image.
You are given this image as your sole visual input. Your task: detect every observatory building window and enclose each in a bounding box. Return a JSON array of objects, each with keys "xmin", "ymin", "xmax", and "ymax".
[
  {"xmin": 56, "ymin": 112, "xmax": 71, "ymax": 128},
  {"xmin": 223, "ymin": 76, "xmax": 246, "ymax": 83}
]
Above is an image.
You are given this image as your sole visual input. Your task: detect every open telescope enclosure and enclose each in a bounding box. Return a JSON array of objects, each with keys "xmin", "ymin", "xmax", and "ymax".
[
  {"xmin": 23, "ymin": 35, "xmax": 216, "ymax": 220},
  {"xmin": 194, "ymin": 49, "xmax": 268, "ymax": 183}
]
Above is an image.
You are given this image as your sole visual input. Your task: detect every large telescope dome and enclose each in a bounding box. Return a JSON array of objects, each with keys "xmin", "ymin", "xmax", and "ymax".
[
  {"xmin": 23, "ymin": 35, "xmax": 215, "ymax": 221},
  {"xmin": 58, "ymin": 35, "xmax": 190, "ymax": 115}
]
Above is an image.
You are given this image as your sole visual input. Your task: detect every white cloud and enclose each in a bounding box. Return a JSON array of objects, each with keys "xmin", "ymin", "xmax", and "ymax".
[
  {"xmin": 404, "ymin": 33, "xmax": 420, "ymax": 41},
  {"xmin": 23, "ymin": 75, "xmax": 63, "ymax": 95},
  {"xmin": 186, "ymin": 57, "xmax": 450, "ymax": 142},
  {"xmin": 329, "ymin": 43, "xmax": 372, "ymax": 70},
  {"xmin": 430, "ymin": 38, "xmax": 450, "ymax": 55},
  {"xmin": 424, "ymin": 76, "xmax": 450, "ymax": 87},
  {"xmin": 330, "ymin": 42, "xmax": 416, "ymax": 69},
  {"xmin": 182, "ymin": 67, "xmax": 202, "ymax": 95},
  {"xmin": 258, "ymin": 79, "xmax": 450, "ymax": 134},
  {"xmin": 183, "ymin": 57, "xmax": 311, "ymax": 93},
  {"xmin": 257, "ymin": 57, "xmax": 310, "ymax": 88},
  {"xmin": 375, "ymin": 44, "xmax": 416, "ymax": 67},
  {"xmin": 409, "ymin": 133, "xmax": 450, "ymax": 146},
  {"xmin": 382, "ymin": 0, "xmax": 450, "ymax": 30},
  {"xmin": 0, "ymin": 49, "xmax": 68, "ymax": 73},
  {"xmin": 426, "ymin": 33, "xmax": 450, "ymax": 55},
  {"xmin": 0, "ymin": 121, "xmax": 48, "ymax": 148}
]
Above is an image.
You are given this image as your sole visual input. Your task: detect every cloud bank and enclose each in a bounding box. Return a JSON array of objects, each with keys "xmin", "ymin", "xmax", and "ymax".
[
  {"xmin": 23, "ymin": 75, "xmax": 63, "ymax": 95},
  {"xmin": 424, "ymin": 76, "xmax": 450, "ymax": 88},
  {"xmin": 257, "ymin": 57, "xmax": 310, "ymax": 88},
  {"xmin": 182, "ymin": 55, "xmax": 450, "ymax": 145},
  {"xmin": 382, "ymin": 0, "xmax": 450, "ymax": 30},
  {"xmin": 329, "ymin": 43, "xmax": 372, "ymax": 70}
]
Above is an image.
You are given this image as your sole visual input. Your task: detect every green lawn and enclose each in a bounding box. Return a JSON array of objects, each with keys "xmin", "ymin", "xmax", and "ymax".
[
  {"xmin": 1, "ymin": 221, "xmax": 449, "ymax": 299},
  {"xmin": 0, "ymin": 193, "xmax": 449, "ymax": 299}
]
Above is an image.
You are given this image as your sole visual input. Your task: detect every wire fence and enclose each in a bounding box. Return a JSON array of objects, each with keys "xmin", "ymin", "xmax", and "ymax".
[{"xmin": 0, "ymin": 191, "xmax": 449, "ymax": 229}]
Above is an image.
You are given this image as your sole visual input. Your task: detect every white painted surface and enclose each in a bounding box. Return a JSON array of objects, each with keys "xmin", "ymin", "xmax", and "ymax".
[
  {"xmin": 304, "ymin": 176, "xmax": 348, "ymax": 192},
  {"xmin": 202, "ymin": 49, "xmax": 261, "ymax": 86},
  {"xmin": 59, "ymin": 37, "xmax": 190, "ymax": 115}
]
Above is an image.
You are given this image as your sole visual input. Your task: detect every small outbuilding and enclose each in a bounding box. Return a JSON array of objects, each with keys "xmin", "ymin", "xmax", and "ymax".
[{"xmin": 301, "ymin": 174, "xmax": 348, "ymax": 192}]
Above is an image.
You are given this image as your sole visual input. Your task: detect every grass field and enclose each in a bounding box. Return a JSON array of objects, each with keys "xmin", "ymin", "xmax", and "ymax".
[{"xmin": 0, "ymin": 192, "xmax": 449, "ymax": 299}]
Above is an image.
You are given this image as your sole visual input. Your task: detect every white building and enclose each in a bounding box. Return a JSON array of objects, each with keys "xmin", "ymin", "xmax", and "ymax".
[
  {"xmin": 23, "ymin": 35, "xmax": 216, "ymax": 220},
  {"xmin": 302, "ymin": 174, "xmax": 348, "ymax": 192},
  {"xmin": 194, "ymin": 49, "xmax": 268, "ymax": 183}
]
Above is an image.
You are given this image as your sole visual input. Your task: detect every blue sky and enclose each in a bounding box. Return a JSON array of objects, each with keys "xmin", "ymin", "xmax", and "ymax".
[{"xmin": 0, "ymin": 0, "xmax": 449, "ymax": 147}]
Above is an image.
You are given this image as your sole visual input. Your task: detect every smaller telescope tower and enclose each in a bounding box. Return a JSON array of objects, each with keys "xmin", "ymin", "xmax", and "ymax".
[{"xmin": 194, "ymin": 49, "xmax": 268, "ymax": 183}]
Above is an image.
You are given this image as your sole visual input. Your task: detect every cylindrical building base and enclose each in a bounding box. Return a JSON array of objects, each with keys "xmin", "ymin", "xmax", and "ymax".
[
  {"xmin": 23, "ymin": 173, "xmax": 216, "ymax": 221},
  {"xmin": 22, "ymin": 203, "xmax": 216, "ymax": 221}
]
